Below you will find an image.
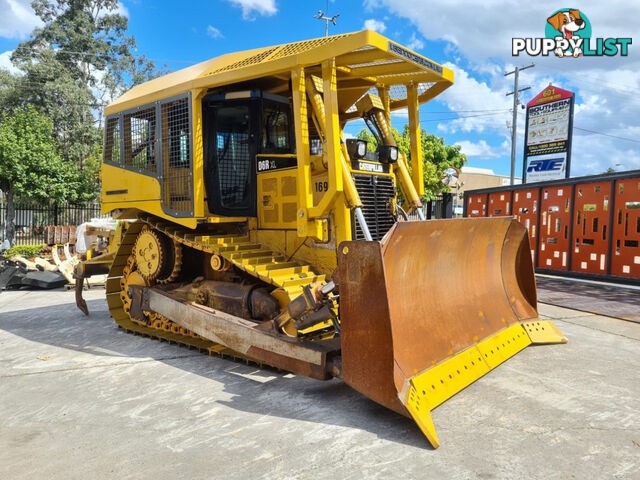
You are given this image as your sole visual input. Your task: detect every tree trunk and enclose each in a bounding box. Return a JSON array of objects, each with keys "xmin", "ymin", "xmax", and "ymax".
[{"xmin": 6, "ymin": 187, "xmax": 16, "ymax": 247}]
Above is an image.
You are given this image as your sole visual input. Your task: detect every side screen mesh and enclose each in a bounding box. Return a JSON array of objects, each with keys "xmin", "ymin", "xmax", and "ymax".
[
  {"xmin": 104, "ymin": 116, "xmax": 122, "ymax": 164},
  {"xmin": 161, "ymin": 97, "xmax": 192, "ymax": 214},
  {"xmin": 123, "ymin": 106, "xmax": 157, "ymax": 173},
  {"xmin": 103, "ymin": 94, "xmax": 193, "ymax": 217}
]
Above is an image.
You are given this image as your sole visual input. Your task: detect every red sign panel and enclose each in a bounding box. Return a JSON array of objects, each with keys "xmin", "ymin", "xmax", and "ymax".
[
  {"xmin": 513, "ymin": 188, "xmax": 539, "ymax": 263},
  {"xmin": 539, "ymin": 186, "xmax": 572, "ymax": 271},
  {"xmin": 611, "ymin": 178, "xmax": 640, "ymax": 278},
  {"xmin": 571, "ymin": 181, "xmax": 612, "ymax": 275},
  {"xmin": 488, "ymin": 191, "xmax": 511, "ymax": 217},
  {"xmin": 466, "ymin": 193, "xmax": 487, "ymax": 217},
  {"xmin": 464, "ymin": 172, "xmax": 639, "ymax": 283},
  {"xmin": 526, "ymin": 84, "xmax": 574, "ymax": 107}
]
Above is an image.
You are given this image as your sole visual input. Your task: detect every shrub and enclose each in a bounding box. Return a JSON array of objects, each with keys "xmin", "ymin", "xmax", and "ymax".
[{"xmin": 2, "ymin": 244, "xmax": 46, "ymax": 259}]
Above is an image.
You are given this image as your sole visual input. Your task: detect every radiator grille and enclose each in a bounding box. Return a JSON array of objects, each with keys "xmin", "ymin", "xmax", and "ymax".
[{"xmin": 352, "ymin": 174, "xmax": 396, "ymax": 241}]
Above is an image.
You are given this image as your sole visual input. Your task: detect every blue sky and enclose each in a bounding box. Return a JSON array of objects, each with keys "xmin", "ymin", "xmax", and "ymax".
[{"xmin": 1, "ymin": 0, "xmax": 639, "ymax": 177}]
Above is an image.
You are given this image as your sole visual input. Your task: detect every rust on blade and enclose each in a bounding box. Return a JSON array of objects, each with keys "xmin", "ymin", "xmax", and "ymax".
[
  {"xmin": 382, "ymin": 218, "xmax": 539, "ymax": 393},
  {"xmin": 337, "ymin": 217, "xmax": 542, "ymax": 415},
  {"xmin": 337, "ymin": 241, "xmax": 406, "ymax": 415}
]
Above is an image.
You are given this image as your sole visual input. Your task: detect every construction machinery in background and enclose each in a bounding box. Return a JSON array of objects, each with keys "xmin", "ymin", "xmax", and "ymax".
[{"xmin": 75, "ymin": 30, "xmax": 566, "ymax": 448}]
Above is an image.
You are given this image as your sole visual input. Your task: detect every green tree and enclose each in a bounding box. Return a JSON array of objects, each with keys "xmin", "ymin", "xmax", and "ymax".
[
  {"xmin": 12, "ymin": 0, "xmax": 157, "ymax": 103},
  {"xmin": 0, "ymin": 106, "xmax": 77, "ymax": 246},
  {"xmin": 357, "ymin": 125, "xmax": 467, "ymax": 200},
  {"xmin": 5, "ymin": 0, "xmax": 159, "ymax": 200}
]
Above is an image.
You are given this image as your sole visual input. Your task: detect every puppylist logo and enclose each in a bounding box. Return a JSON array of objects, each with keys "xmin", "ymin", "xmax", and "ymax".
[{"xmin": 513, "ymin": 9, "xmax": 632, "ymax": 57}]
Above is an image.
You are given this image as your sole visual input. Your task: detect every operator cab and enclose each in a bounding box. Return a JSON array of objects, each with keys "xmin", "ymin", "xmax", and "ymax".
[{"xmin": 202, "ymin": 90, "xmax": 293, "ymax": 217}]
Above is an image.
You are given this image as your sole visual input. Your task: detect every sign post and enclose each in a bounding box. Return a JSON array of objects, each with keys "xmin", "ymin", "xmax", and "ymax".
[{"xmin": 523, "ymin": 85, "xmax": 574, "ymax": 183}]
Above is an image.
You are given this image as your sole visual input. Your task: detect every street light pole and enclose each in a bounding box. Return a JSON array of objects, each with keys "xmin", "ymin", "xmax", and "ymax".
[{"xmin": 505, "ymin": 63, "xmax": 534, "ymax": 185}]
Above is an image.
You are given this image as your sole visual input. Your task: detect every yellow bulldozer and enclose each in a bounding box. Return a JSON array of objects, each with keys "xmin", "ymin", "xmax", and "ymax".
[{"xmin": 76, "ymin": 30, "xmax": 566, "ymax": 448}]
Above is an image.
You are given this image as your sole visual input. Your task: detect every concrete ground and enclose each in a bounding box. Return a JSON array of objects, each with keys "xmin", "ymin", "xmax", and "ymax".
[{"xmin": 0, "ymin": 288, "xmax": 639, "ymax": 480}]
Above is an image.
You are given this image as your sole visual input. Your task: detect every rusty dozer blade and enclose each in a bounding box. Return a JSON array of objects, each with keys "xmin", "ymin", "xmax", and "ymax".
[{"xmin": 337, "ymin": 217, "xmax": 566, "ymax": 448}]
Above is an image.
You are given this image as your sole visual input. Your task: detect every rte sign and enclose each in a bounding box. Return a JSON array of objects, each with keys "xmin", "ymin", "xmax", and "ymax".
[{"xmin": 523, "ymin": 85, "xmax": 574, "ymax": 183}]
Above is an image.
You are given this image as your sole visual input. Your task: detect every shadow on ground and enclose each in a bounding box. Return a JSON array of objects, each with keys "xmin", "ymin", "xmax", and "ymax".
[{"xmin": 0, "ymin": 297, "xmax": 429, "ymax": 449}]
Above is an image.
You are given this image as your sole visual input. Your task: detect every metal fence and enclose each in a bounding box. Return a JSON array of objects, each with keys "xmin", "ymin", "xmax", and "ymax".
[
  {"xmin": 1, "ymin": 200, "xmax": 106, "ymax": 246},
  {"xmin": 407, "ymin": 193, "xmax": 453, "ymax": 220},
  {"xmin": 1, "ymin": 193, "xmax": 454, "ymax": 247},
  {"xmin": 464, "ymin": 169, "xmax": 640, "ymax": 284}
]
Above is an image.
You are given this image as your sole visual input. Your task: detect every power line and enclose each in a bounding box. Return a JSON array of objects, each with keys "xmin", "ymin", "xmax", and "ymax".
[
  {"xmin": 350, "ymin": 109, "xmax": 510, "ymax": 122},
  {"xmin": 512, "ymin": 109, "xmax": 639, "ymax": 146},
  {"xmin": 420, "ymin": 108, "xmax": 510, "ymax": 114},
  {"xmin": 0, "ymin": 43, "xmax": 198, "ymax": 65},
  {"xmin": 573, "ymin": 127, "xmax": 640, "ymax": 145},
  {"xmin": 533, "ymin": 63, "xmax": 638, "ymax": 94},
  {"xmin": 420, "ymin": 111, "xmax": 510, "ymax": 122}
]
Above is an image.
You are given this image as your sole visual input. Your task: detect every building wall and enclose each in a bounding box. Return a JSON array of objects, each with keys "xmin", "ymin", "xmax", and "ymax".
[
  {"xmin": 454, "ymin": 168, "xmax": 520, "ymax": 215},
  {"xmin": 457, "ymin": 167, "xmax": 520, "ymax": 198}
]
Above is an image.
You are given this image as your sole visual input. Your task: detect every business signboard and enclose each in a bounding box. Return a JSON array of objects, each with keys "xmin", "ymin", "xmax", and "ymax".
[{"xmin": 523, "ymin": 84, "xmax": 574, "ymax": 183}]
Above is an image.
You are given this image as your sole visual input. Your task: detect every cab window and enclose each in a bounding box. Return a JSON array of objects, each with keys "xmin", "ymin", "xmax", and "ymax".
[{"xmin": 261, "ymin": 102, "xmax": 291, "ymax": 153}]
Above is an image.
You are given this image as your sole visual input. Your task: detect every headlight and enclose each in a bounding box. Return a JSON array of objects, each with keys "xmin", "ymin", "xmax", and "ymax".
[
  {"xmin": 378, "ymin": 145, "xmax": 399, "ymax": 164},
  {"xmin": 346, "ymin": 138, "xmax": 368, "ymax": 159},
  {"xmin": 389, "ymin": 146, "xmax": 398, "ymax": 162}
]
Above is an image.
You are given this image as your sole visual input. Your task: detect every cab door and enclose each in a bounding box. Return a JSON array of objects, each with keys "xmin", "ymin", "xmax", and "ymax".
[{"xmin": 204, "ymin": 100, "xmax": 258, "ymax": 217}]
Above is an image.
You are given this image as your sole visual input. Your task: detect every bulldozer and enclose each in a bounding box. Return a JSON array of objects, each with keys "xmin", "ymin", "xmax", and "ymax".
[{"xmin": 76, "ymin": 30, "xmax": 566, "ymax": 448}]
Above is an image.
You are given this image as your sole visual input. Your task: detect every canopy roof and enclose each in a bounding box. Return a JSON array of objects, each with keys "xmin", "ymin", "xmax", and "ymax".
[{"xmin": 106, "ymin": 30, "xmax": 453, "ymax": 116}]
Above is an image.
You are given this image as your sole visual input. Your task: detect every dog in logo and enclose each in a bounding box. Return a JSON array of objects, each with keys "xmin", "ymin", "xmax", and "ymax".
[{"xmin": 547, "ymin": 9, "xmax": 585, "ymax": 57}]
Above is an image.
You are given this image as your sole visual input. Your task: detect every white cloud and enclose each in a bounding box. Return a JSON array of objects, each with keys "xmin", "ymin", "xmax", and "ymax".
[
  {"xmin": 206, "ymin": 25, "xmax": 223, "ymax": 39},
  {"xmin": 456, "ymin": 140, "xmax": 509, "ymax": 158},
  {"xmin": 96, "ymin": 0, "xmax": 129, "ymax": 18},
  {"xmin": 0, "ymin": 0, "xmax": 42, "ymax": 39},
  {"xmin": 105, "ymin": 1, "xmax": 128, "ymax": 18},
  {"xmin": 363, "ymin": 0, "xmax": 382, "ymax": 11},
  {"xmin": 366, "ymin": 0, "xmax": 640, "ymax": 176},
  {"xmin": 436, "ymin": 62, "xmax": 512, "ymax": 134},
  {"xmin": 407, "ymin": 32, "xmax": 424, "ymax": 51},
  {"xmin": 117, "ymin": 1, "xmax": 128, "ymax": 17},
  {"xmin": 1, "ymin": 1, "xmax": 129, "ymax": 39},
  {"xmin": 366, "ymin": 1, "xmax": 640, "ymax": 71},
  {"xmin": 569, "ymin": 132, "xmax": 640, "ymax": 175},
  {"xmin": 391, "ymin": 107, "xmax": 408, "ymax": 118},
  {"xmin": 0, "ymin": 50, "xmax": 20, "ymax": 74},
  {"xmin": 228, "ymin": 0, "xmax": 277, "ymax": 20},
  {"xmin": 363, "ymin": 19, "xmax": 386, "ymax": 33}
]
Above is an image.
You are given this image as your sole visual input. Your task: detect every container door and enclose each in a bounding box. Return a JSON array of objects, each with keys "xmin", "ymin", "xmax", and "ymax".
[
  {"xmin": 488, "ymin": 191, "xmax": 512, "ymax": 217},
  {"xmin": 466, "ymin": 194, "xmax": 487, "ymax": 217},
  {"xmin": 611, "ymin": 178, "xmax": 640, "ymax": 278},
  {"xmin": 513, "ymin": 189, "xmax": 539, "ymax": 264},
  {"xmin": 571, "ymin": 181, "xmax": 611, "ymax": 275},
  {"xmin": 539, "ymin": 186, "xmax": 572, "ymax": 270}
]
